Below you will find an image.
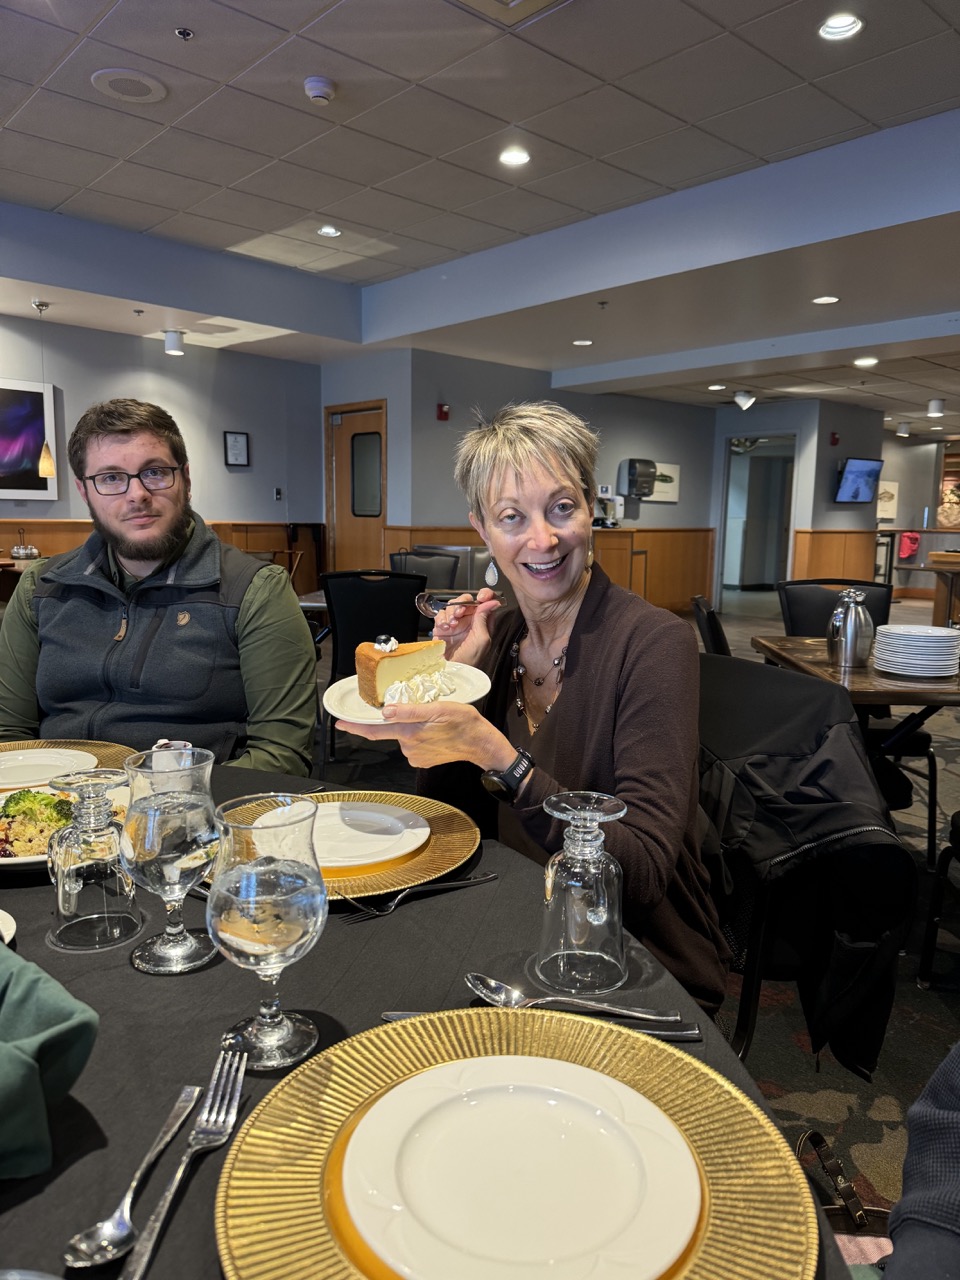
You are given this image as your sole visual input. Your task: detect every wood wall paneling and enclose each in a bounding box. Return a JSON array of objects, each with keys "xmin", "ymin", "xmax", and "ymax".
[{"xmin": 791, "ymin": 530, "xmax": 877, "ymax": 581}]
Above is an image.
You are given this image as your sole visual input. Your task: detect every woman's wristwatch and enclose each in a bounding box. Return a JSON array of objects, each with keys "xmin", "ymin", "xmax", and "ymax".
[{"xmin": 481, "ymin": 747, "xmax": 534, "ymax": 803}]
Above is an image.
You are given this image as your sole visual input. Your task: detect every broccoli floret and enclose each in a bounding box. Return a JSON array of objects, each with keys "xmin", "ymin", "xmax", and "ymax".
[{"xmin": 1, "ymin": 790, "xmax": 73, "ymax": 823}]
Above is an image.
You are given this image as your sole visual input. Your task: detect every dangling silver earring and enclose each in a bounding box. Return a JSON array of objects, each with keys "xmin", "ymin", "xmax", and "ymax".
[
  {"xmin": 484, "ymin": 557, "xmax": 499, "ymax": 587},
  {"xmin": 586, "ymin": 543, "xmax": 594, "ymax": 570}
]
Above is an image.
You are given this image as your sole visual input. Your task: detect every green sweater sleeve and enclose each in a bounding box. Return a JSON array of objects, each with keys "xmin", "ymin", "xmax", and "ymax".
[
  {"xmin": 223, "ymin": 565, "xmax": 318, "ymax": 778},
  {"xmin": 0, "ymin": 564, "xmax": 43, "ymax": 742}
]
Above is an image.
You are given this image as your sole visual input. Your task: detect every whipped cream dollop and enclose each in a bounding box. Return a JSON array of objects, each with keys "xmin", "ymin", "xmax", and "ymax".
[
  {"xmin": 374, "ymin": 635, "xmax": 399, "ymax": 652},
  {"xmin": 383, "ymin": 669, "xmax": 457, "ymax": 705}
]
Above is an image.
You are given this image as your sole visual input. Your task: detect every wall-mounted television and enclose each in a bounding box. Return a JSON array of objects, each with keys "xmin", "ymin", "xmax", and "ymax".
[{"xmin": 835, "ymin": 457, "xmax": 884, "ymax": 503}]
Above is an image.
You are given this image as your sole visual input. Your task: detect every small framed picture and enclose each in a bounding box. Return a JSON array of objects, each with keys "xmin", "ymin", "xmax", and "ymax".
[{"xmin": 224, "ymin": 431, "xmax": 249, "ymax": 467}]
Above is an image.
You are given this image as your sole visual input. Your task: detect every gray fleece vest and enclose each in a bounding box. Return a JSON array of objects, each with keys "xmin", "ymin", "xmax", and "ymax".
[{"xmin": 30, "ymin": 521, "xmax": 260, "ymax": 762}]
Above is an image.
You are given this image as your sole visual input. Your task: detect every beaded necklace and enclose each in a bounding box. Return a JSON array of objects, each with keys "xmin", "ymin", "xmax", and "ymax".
[{"xmin": 510, "ymin": 627, "xmax": 568, "ymax": 731}]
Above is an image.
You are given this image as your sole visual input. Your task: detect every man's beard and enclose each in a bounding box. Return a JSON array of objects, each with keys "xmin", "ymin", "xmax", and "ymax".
[{"xmin": 92, "ymin": 502, "xmax": 194, "ymax": 565}]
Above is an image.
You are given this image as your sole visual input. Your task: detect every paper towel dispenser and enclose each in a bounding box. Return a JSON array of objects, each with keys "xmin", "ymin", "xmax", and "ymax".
[{"xmin": 616, "ymin": 458, "xmax": 657, "ymax": 499}]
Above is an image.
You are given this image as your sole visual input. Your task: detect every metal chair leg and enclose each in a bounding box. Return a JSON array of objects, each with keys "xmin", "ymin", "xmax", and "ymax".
[{"xmin": 917, "ymin": 840, "xmax": 957, "ymax": 988}]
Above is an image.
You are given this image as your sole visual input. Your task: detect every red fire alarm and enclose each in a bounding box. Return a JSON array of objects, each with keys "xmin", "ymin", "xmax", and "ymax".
[
  {"xmin": 437, "ymin": 403, "xmax": 450, "ymax": 421},
  {"xmin": 830, "ymin": 431, "xmax": 839, "ymax": 446}
]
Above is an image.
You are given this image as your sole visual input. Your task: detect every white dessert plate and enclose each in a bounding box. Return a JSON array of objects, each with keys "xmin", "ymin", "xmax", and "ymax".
[
  {"xmin": 0, "ymin": 910, "xmax": 15, "ymax": 943},
  {"xmin": 342, "ymin": 1054, "xmax": 701, "ymax": 1280},
  {"xmin": 323, "ymin": 663, "xmax": 491, "ymax": 725},
  {"xmin": 252, "ymin": 799, "xmax": 430, "ymax": 867},
  {"xmin": 0, "ymin": 748, "xmax": 97, "ymax": 791},
  {"xmin": 0, "ymin": 782, "xmax": 129, "ymax": 872}
]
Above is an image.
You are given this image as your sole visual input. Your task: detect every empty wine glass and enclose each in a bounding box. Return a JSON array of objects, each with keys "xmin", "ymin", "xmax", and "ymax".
[
  {"xmin": 536, "ymin": 790, "xmax": 628, "ymax": 995},
  {"xmin": 120, "ymin": 747, "xmax": 219, "ymax": 975},
  {"xmin": 207, "ymin": 794, "xmax": 328, "ymax": 1071}
]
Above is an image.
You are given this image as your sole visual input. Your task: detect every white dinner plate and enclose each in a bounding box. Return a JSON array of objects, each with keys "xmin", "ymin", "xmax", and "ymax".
[
  {"xmin": 0, "ymin": 748, "xmax": 97, "ymax": 791},
  {"xmin": 877, "ymin": 624, "xmax": 960, "ymax": 640},
  {"xmin": 0, "ymin": 910, "xmax": 15, "ymax": 943},
  {"xmin": 311, "ymin": 801, "xmax": 430, "ymax": 867},
  {"xmin": 342, "ymin": 1055, "xmax": 701, "ymax": 1280},
  {"xmin": 0, "ymin": 782, "xmax": 129, "ymax": 872},
  {"xmin": 323, "ymin": 663, "xmax": 491, "ymax": 724}
]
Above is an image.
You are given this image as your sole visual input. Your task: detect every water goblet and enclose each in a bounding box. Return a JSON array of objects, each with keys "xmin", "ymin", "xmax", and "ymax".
[
  {"xmin": 120, "ymin": 747, "xmax": 219, "ymax": 975},
  {"xmin": 207, "ymin": 794, "xmax": 328, "ymax": 1071}
]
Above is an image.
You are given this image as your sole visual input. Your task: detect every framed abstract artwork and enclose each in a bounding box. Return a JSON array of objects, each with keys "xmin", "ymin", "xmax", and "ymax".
[{"xmin": 0, "ymin": 379, "xmax": 58, "ymax": 500}]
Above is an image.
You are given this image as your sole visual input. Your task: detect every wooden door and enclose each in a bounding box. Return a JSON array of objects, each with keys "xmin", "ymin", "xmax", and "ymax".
[{"xmin": 324, "ymin": 401, "xmax": 386, "ymax": 571}]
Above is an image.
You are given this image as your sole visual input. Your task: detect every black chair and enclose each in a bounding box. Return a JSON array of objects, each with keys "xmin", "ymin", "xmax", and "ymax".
[
  {"xmin": 917, "ymin": 811, "xmax": 960, "ymax": 989},
  {"xmin": 390, "ymin": 551, "xmax": 460, "ymax": 632},
  {"xmin": 316, "ymin": 570, "xmax": 427, "ymax": 773},
  {"xmin": 777, "ymin": 577, "xmax": 937, "ymax": 865},
  {"xmin": 699, "ymin": 654, "xmax": 917, "ymax": 1076},
  {"xmin": 691, "ymin": 595, "xmax": 732, "ymax": 656}
]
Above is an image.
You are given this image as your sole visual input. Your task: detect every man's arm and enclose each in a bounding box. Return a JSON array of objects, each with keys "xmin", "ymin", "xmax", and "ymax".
[
  {"xmin": 0, "ymin": 566, "xmax": 43, "ymax": 741},
  {"xmin": 226, "ymin": 565, "xmax": 317, "ymax": 777}
]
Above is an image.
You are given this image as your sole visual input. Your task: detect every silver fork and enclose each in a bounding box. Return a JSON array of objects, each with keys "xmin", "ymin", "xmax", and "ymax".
[
  {"xmin": 336, "ymin": 872, "xmax": 498, "ymax": 922},
  {"xmin": 118, "ymin": 1050, "xmax": 247, "ymax": 1280}
]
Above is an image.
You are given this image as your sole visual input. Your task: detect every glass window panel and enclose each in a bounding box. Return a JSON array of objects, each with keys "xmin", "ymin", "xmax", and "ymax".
[{"xmin": 351, "ymin": 432, "xmax": 381, "ymax": 517}]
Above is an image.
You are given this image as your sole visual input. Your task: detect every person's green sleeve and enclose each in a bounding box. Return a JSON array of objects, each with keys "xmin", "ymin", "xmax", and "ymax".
[
  {"xmin": 225, "ymin": 565, "xmax": 317, "ymax": 777},
  {"xmin": 0, "ymin": 564, "xmax": 44, "ymax": 742}
]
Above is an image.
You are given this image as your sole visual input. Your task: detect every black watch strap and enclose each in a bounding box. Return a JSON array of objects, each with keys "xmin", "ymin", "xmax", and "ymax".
[{"xmin": 481, "ymin": 747, "xmax": 535, "ymax": 803}]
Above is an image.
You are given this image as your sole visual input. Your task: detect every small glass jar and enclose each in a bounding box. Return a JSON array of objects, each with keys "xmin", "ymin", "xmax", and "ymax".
[{"xmin": 535, "ymin": 791, "xmax": 628, "ymax": 994}]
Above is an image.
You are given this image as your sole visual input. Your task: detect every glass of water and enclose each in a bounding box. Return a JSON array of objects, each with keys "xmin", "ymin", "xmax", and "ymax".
[
  {"xmin": 120, "ymin": 748, "xmax": 219, "ymax": 975},
  {"xmin": 207, "ymin": 794, "xmax": 328, "ymax": 1071}
]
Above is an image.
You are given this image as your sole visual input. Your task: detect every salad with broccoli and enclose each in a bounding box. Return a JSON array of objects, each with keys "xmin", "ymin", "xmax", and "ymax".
[{"xmin": 0, "ymin": 788, "xmax": 74, "ymax": 858}]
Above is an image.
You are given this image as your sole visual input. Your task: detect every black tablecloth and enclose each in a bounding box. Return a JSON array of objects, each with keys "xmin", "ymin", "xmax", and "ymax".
[{"xmin": 0, "ymin": 771, "xmax": 845, "ymax": 1279}]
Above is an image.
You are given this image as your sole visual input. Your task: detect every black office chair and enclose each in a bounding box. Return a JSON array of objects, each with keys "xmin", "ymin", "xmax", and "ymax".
[
  {"xmin": 776, "ymin": 578, "xmax": 893, "ymax": 635},
  {"xmin": 691, "ymin": 595, "xmax": 732, "ymax": 656},
  {"xmin": 316, "ymin": 570, "xmax": 427, "ymax": 773},
  {"xmin": 699, "ymin": 654, "xmax": 917, "ymax": 1077},
  {"xmin": 390, "ymin": 551, "xmax": 460, "ymax": 632}
]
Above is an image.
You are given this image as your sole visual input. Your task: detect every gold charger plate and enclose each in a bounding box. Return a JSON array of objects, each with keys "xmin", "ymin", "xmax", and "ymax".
[
  {"xmin": 216, "ymin": 1008, "xmax": 817, "ymax": 1280},
  {"xmin": 0, "ymin": 738, "xmax": 134, "ymax": 770}
]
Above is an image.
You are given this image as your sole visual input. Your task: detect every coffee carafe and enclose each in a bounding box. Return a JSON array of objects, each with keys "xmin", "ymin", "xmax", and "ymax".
[{"xmin": 826, "ymin": 588, "xmax": 874, "ymax": 668}]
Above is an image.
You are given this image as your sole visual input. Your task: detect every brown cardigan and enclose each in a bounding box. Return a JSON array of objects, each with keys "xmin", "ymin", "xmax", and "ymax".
[{"xmin": 422, "ymin": 565, "xmax": 730, "ymax": 1013}]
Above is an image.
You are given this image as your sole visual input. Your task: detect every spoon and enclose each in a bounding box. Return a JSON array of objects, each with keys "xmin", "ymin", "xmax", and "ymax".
[
  {"xmin": 415, "ymin": 591, "xmax": 505, "ymax": 618},
  {"xmin": 464, "ymin": 973, "xmax": 683, "ymax": 1022},
  {"xmin": 63, "ymin": 1085, "xmax": 201, "ymax": 1268}
]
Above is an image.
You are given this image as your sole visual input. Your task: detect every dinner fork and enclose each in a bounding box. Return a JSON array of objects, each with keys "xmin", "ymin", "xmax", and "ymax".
[
  {"xmin": 335, "ymin": 871, "xmax": 498, "ymax": 922},
  {"xmin": 118, "ymin": 1049, "xmax": 247, "ymax": 1280}
]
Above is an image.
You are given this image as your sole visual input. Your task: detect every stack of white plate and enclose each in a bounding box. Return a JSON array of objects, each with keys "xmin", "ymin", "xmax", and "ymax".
[{"xmin": 874, "ymin": 624, "xmax": 960, "ymax": 677}]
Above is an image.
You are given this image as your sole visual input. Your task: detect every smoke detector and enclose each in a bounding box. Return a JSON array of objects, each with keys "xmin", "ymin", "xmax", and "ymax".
[{"xmin": 304, "ymin": 76, "xmax": 336, "ymax": 105}]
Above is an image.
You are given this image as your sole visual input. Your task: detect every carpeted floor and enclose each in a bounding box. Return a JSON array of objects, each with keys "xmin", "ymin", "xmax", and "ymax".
[{"xmin": 312, "ymin": 591, "xmax": 960, "ymax": 1208}]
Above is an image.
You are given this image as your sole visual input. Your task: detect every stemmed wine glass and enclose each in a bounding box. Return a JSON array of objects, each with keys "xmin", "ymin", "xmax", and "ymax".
[
  {"xmin": 119, "ymin": 747, "xmax": 219, "ymax": 975},
  {"xmin": 207, "ymin": 794, "xmax": 328, "ymax": 1071}
]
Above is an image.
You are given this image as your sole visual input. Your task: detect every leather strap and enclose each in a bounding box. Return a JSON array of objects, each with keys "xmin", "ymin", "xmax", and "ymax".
[{"xmin": 796, "ymin": 1129, "xmax": 870, "ymax": 1228}]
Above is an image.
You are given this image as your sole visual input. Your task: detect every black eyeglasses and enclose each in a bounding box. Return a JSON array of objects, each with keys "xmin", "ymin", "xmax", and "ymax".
[{"xmin": 83, "ymin": 466, "xmax": 182, "ymax": 496}]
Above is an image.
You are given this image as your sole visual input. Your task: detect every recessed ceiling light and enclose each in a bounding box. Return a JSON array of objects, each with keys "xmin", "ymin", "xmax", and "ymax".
[
  {"xmin": 318, "ymin": 224, "xmax": 341, "ymax": 237},
  {"xmin": 819, "ymin": 13, "xmax": 863, "ymax": 40},
  {"xmin": 812, "ymin": 295, "xmax": 840, "ymax": 305},
  {"xmin": 572, "ymin": 339, "xmax": 593, "ymax": 346},
  {"xmin": 91, "ymin": 68, "xmax": 167, "ymax": 103},
  {"xmin": 853, "ymin": 356, "xmax": 878, "ymax": 368},
  {"xmin": 499, "ymin": 145, "xmax": 530, "ymax": 167},
  {"xmin": 708, "ymin": 384, "xmax": 726, "ymax": 391},
  {"xmin": 931, "ymin": 425, "xmax": 944, "ymax": 431}
]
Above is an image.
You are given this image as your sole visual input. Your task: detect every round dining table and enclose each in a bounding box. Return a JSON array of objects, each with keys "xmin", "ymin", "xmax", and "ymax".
[{"xmin": 0, "ymin": 764, "xmax": 846, "ymax": 1279}]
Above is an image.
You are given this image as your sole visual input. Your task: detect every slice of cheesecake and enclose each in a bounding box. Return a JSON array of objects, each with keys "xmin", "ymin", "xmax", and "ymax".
[{"xmin": 355, "ymin": 638, "xmax": 448, "ymax": 707}]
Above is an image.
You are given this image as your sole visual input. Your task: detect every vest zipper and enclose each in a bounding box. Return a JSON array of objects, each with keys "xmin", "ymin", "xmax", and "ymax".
[
  {"xmin": 113, "ymin": 606, "xmax": 128, "ymax": 642},
  {"xmin": 766, "ymin": 824, "xmax": 898, "ymax": 874}
]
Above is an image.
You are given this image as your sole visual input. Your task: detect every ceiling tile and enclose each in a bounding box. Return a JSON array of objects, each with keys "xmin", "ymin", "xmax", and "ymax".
[
  {"xmin": 129, "ymin": 128, "xmax": 265, "ymax": 185},
  {"xmin": 322, "ymin": 186, "xmax": 438, "ymax": 229},
  {"xmin": 189, "ymin": 187, "xmax": 310, "ymax": 231},
  {"xmin": 0, "ymin": 128, "xmax": 115, "ymax": 184},
  {"xmin": 607, "ymin": 126, "xmax": 754, "ymax": 186},
  {"xmin": 40, "ymin": 36, "xmax": 218, "ymax": 124},
  {"xmin": 0, "ymin": 8, "xmax": 78, "ymax": 81},
  {"xmin": 349, "ymin": 85, "xmax": 503, "ymax": 153},
  {"xmin": 665, "ymin": 155, "xmax": 763, "ymax": 188},
  {"xmin": 526, "ymin": 161, "xmax": 667, "ymax": 213},
  {"xmin": 402, "ymin": 211, "xmax": 518, "ymax": 250},
  {"xmin": 6, "ymin": 89, "xmax": 163, "ymax": 155},
  {"xmin": 739, "ymin": 0, "xmax": 948, "ymax": 81},
  {"xmin": 461, "ymin": 185, "xmax": 581, "ymax": 232},
  {"xmin": 273, "ymin": 215, "xmax": 399, "ymax": 252},
  {"xmin": 0, "ymin": 71, "xmax": 36, "ymax": 117},
  {"xmin": 684, "ymin": 0, "xmax": 798, "ymax": 24},
  {"xmin": 325, "ymin": 255, "xmax": 406, "ymax": 282},
  {"xmin": 442, "ymin": 126, "xmax": 585, "ymax": 184},
  {"xmin": 764, "ymin": 124, "xmax": 875, "ymax": 163},
  {"xmin": 620, "ymin": 32, "xmax": 800, "ymax": 121},
  {"xmin": 288, "ymin": 125, "xmax": 426, "ymax": 184},
  {"xmin": 0, "ymin": 166, "xmax": 78, "ymax": 208},
  {"xmin": 226, "ymin": 232, "xmax": 328, "ymax": 266},
  {"xmin": 299, "ymin": 249, "xmax": 371, "ymax": 272},
  {"xmin": 704, "ymin": 83, "xmax": 867, "ymax": 154},
  {"xmin": 233, "ymin": 161, "xmax": 362, "ymax": 209},
  {"xmin": 519, "ymin": 0, "xmax": 722, "ymax": 80},
  {"xmin": 177, "ymin": 85, "xmax": 329, "ymax": 155},
  {"xmin": 91, "ymin": 161, "xmax": 220, "ymax": 206},
  {"xmin": 0, "ymin": 0, "xmax": 116, "ymax": 33},
  {"xmin": 522, "ymin": 86, "xmax": 679, "ymax": 156},
  {"xmin": 212, "ymin": 0, "xmax": 340, "ymax": 30},
  {"xmin": 300, "ymin": 0, "xmax": 499, "ymax": 81},
  {"xmin": 424, "ymin": 36, "xmax": 601, "ymax": 120},
  {"xmin": 57, "ymin": 186, "xmax": 175, "ymax": 230},
  {"xmin": 150, "ymin": 211, "xmax": 260, "ymax": 249},
  {"xmin": 229, "ymin": 35, "xmax": 408, "ymax": 125},
  {"xmin": 816, "ymin": 32, "xmax": 960, "ymax": 122},
  {"xmin": 377, "ymin": 159, "xmax": 510, "ymax": 209},
  {"xmin": 88, "ymin": 0, "xmax": 287, "ymax": 80},
  {"xmin": 355, "ymin": 234, "xmax": 459, "ymax": 267}
]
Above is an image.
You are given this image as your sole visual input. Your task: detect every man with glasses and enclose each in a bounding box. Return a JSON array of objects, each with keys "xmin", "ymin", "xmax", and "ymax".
[{"xmin": 0, "ymin": 399, "xmax": 317, "ymax": 775}]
